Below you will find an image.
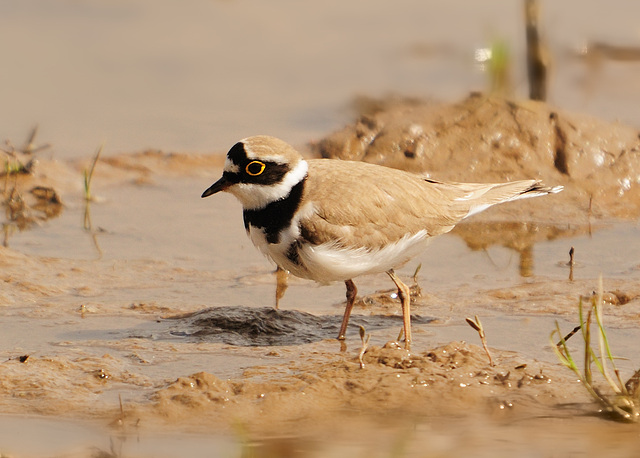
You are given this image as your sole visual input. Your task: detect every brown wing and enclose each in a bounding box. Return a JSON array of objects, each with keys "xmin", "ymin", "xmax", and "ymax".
[{"xmin": 300, "ymin": 160, "xmax": 469, "ymax": 250}]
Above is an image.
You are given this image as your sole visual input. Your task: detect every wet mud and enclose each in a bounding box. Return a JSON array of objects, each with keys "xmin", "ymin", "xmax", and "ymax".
[
  {"xmin": 150, "ymin": 341, "xmax": 578, "ymax": 434},
  {"xmin": 2, "ymin": 96, "xmax": 640, "ymax": 456},
  {"xmin": 165, "ymin": 306, "xmax": 435, "ymax": 347}
]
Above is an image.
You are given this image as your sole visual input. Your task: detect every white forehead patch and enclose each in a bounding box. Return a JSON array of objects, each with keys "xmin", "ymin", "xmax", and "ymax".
[{"xmin": 224, "ymin": 157, "xmax": 240, "ymax": 173}]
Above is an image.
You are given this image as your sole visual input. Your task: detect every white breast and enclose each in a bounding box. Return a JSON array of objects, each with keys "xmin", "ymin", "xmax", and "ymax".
[
  {"xmin": 296, "ymin": 230, "xmax": 430, "ymax": 283},
  {"xmin": 250, "ymin": 225, "xmax": 431, "ymax": 284}
]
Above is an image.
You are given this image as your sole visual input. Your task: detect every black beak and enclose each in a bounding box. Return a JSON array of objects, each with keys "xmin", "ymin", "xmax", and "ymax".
[{"xmin": 201, "ymin": 175, "xmax": 231, "ymax": 198}]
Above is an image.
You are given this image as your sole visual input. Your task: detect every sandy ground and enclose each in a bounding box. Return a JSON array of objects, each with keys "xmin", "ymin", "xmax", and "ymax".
[{"xmin": 2, "ymin": 97, "xmax": 640, "ymax": 457}]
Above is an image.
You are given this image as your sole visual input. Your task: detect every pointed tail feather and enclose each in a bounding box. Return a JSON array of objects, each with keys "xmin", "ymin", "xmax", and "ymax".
[
  {"xmin": 461, "ymin": 180, "xmax": 563, "ymax": 218},
  {"xmin": 519, "ymin": 181, "xmax": 564, "ymax": 197}
]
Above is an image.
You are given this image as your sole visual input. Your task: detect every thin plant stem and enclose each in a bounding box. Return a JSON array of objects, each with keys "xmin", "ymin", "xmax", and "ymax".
[{"xmin": 84, "ymin": 144, "xmax": 103, "ymax": 202}]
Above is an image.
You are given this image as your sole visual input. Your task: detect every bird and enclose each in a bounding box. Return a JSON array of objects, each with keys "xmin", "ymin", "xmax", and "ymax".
[{"xmin": 201, "ymin": 135, "xmax": 562, "ymax": 349}]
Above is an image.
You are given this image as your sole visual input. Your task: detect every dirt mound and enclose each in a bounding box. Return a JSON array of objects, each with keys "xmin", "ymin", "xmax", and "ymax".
[{"xmin": 313, "ymin": 93, "xmax": 640, "ymax": 220}]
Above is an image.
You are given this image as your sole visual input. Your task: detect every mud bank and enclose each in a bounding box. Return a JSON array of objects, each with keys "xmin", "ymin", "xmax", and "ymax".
[
  {"xmin": 316, "ymin": 94, "xmax": 640, "ymax": 220},
  {"xmin": 1, "ymin": 96, "xmax": 640, "ymax": 456}
]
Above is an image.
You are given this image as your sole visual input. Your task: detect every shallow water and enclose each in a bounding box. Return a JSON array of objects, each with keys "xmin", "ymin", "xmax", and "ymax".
[
  {"xmin": 4, "ymin": 171, "xmax": 640, "ymax": 348},
  {"xmin": 8, "ymin": 172, "xmax": 640, "ymax": 285},
  {"xmin": 1, "ymin": 164, "xmax": 640, "ymax": 455},
  {"xmin": 3, "ymin": 173, "xmax": 640, "ymax": 371},
  {"xmin": 0, "ymin": 415, "xmax": 236, "ymax": 458}
]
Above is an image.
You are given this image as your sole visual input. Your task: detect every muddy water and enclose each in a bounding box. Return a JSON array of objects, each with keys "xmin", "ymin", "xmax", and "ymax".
[{"xmin": 1, "ymin": 162, "xmax": 640, "ymax": 456}]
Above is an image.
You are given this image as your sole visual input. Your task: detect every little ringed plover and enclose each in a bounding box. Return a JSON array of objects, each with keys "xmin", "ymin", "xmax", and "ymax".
[{"xmin": 202, "ymin": 135, "xmax": 562, "ymax": 349}]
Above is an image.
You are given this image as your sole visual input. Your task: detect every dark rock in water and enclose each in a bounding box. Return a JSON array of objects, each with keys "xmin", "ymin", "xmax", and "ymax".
[{"xmin": 164, "ymin": 306, "xmax": 434, "ymax": 346}]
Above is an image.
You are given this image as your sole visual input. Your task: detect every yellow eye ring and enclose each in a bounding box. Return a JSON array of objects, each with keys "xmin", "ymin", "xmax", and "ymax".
[{"xmin": 245, "ymin": 160, "xmax": 266, "ymax": 176}]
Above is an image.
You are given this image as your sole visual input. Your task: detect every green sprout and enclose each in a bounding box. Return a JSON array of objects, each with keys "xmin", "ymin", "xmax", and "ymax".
[{"xmin": 552, "ymin": 276, "xmax": 640, "ymax": 422}]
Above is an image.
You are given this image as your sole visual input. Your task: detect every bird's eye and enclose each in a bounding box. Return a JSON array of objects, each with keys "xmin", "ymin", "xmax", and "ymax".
[{"xmin": 245, "ymin": 161, "xmax": 266, "ymax": 176}]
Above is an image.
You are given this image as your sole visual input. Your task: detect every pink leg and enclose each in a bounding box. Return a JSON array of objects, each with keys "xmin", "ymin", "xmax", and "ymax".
[{"xmin": 338, "ymin": 279, "xmax": 357, "ymax": 340}]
